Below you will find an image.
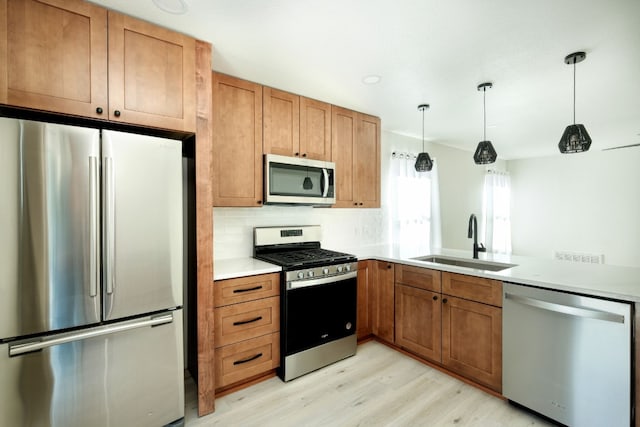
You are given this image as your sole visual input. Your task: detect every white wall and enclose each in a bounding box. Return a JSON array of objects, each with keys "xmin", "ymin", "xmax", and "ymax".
[{"xmin": 509, "ymin": 147, "xmax": 640, "ymax": 267}]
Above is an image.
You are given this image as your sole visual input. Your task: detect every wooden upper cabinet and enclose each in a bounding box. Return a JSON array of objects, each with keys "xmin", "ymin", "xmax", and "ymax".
[
  {"xmin": 0, "ymin": 0, "xmax": 108, "ymax": 117},
  {"xmin": 331, "ymin": 106, "xmax": 381, "ymax": 208},
  {"xmin": 263, "ymin": 89, "xmax": 331, "ymax": 161},
  {"xmin": 0, "ymin": 0, "xmax": 196, "ymax": 132},
  {"xmin": 263, "ymin": 87, "xmax": 299, "ymax": 157},
  {"xmin": 299, "ymin": 97, "xmax": 331, "ymax": 160},
  {"xmin": 356, "ymin": 113, "xmax": 381, "ymax": 208},
  {"xmin": 107, "ymin": 11, "xmax": 196, "ymax": 132},
  {"xmin": 212, "ymin": 72, "xmax": 263, "ymax": 207},
  {"xmin": 331, "ymin": 106, "xmax": 357, "ymax": 207}
]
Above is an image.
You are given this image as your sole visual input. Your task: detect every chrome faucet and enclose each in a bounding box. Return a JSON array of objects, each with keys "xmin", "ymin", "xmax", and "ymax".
[{"xmin": 468, "ymin": 214, "xmax": 486, "ymax": 259}]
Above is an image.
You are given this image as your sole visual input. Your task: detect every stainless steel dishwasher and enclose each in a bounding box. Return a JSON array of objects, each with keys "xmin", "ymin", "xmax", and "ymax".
[{"xmin": 503, "ymin": 282, "xmax": 632, "ymax": 427}]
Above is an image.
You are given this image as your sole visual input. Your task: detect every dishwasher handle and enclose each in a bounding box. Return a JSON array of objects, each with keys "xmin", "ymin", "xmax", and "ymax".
[{"xmin": 504, "ymin": 292, "xmax": 625, "ymax": 324}]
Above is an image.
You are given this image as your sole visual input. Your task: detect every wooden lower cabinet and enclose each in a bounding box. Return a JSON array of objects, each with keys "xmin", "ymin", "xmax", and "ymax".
[
  {"xmin": 357, "ymin": 261, "xmax": 372, "ymax": 340},
  {"xmin": 371, "ymin": 261, "xmax": 395, "ymax": 343},
  {"xmin": 213, "ymin": 273, "xmax": 280, "ymax": 391},
  {"xmin": 215, "ymin": 333, "xmax": 279, "ymax": 389},
  {"xmin": 395, "ymin": 284, "xmax": 441, "ymax": 361},
  {"xmin": 441, "ymin": 295, "xmax": 502, "ymax": 392}
]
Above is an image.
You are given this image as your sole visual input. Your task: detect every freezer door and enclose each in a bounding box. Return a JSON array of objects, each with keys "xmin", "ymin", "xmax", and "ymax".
[
  {"xmin": 0, "ymin": 119, "xmax": 101, "ymax": 339},
  {"xmin": 102, "ymin": 130, "xmax": 183, "ymax": 320},
  {"xmin": 0, "ymin": 310, "xmax": 184, "ymax": 427}
]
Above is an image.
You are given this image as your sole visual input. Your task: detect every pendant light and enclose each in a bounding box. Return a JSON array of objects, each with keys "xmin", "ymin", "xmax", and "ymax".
[
  {"xmin": 559, "ymin": 51, "xmax": 591, "ymax": 153},
  {"xmin": 415, "ymin": 104, "xmax": 433, "ymax": 172},
  {"xmin": 473, "ymin": 82, "xmax": 497, "ymax": 164}
]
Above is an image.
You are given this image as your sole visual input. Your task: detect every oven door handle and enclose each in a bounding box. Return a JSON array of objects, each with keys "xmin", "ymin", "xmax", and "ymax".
[{"xmin": 288, "ymin": 271, "xmax": 357, "ymax": 290}]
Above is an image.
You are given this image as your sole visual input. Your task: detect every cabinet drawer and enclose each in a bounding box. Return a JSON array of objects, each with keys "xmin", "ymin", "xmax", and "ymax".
[
  {"xmin": 215, "ymin": 332, "xmax": 279, "ymax": 389},
  {"xmin": 214, "ymin": 296, "xmax": 280, "ymax": 347},
  {"xmin": 395, "ymin": 264, "xmax": 441, "ymax": 292},
  {"xmin": 442, "ymin": 272, "xmax": 502, "ymax": 307},
  {"xmin": 214, "ymin": 273, "xmax": 280, "ymax": 307}
]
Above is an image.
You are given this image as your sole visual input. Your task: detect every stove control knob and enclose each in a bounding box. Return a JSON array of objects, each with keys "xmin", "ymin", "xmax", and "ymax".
[
  {"xmin": 308, "ymin": 271, "xmax": 315, "ymax": 278},
  {"xmin": 322, "ymin": 268, "xmax": 329, "ymax": 275},
  {"xmin": 345, "ymin": 264, "xmax": 351, "ymax": 272},
  {"xmin": 337, "ymin": 266, "xmax": 344, "ymax": 273},
  {"xmin": 297, "ymin": 272, "xmax": 305, "ymax": 279}
]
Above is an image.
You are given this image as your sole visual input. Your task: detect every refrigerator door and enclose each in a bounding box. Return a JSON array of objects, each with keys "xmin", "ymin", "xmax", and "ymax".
[
  {"xmin": 102, "ymin": 130, "xmax": 183, "ymax": 320},
  {"xmin": 0, "ymin": 119, "xmax": 101, "ymax": 339},
  {"xmin": 0, "ymin": 310, "xmax": 185, "ymax": 427}
]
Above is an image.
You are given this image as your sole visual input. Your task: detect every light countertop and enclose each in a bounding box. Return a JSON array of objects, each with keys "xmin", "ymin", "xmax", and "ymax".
[{"xmin": 214, "ymin": 245, "xmax": 640, "ymax": 303}]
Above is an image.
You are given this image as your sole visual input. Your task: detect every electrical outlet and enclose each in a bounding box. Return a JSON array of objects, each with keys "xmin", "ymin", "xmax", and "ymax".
[{"xmin": 554, "ymin": 251, "xmax": 604, "ymax": 264}]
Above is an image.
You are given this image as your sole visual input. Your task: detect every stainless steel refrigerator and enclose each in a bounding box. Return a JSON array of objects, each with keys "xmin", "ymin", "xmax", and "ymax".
[{"xmin": 0, "ymin": 118, "xmax": 185, "ymax": 427}]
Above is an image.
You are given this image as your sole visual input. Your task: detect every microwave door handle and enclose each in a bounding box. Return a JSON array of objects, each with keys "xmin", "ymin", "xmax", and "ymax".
[{"xmin": 322, "ymin": 168, "xmax": 329, "ymax": 197}]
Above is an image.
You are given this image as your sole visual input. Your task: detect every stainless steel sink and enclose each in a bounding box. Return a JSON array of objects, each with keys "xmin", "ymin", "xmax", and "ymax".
[{"xmin": 412, "ymin": 255, "xmax": 517, "ymax": 272}]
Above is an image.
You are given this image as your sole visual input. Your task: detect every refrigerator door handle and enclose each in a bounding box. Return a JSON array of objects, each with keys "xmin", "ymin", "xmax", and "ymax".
[
  {"xmin": 9, "ymin": 314, "xmax": 174, "ymax": 357},
  {"xmin": 89, "ymin": 156, "xmax": 99, "ymax": 297},
  {"xmin": 104, "ymin": 156, "xmax": 115, "ymax": 296}
]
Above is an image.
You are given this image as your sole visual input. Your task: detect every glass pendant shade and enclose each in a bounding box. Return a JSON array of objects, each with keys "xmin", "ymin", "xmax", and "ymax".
[
  {"xmin": 559, "ymin": 124, "xmax": 591, "ymax": 153},
  {"xmin": 473, "ymin": 140, "xmax": 497, "ymax": 164},
  {"xmin": 415, "ymin": 152, "xmax": 433, "ymax": 172}
]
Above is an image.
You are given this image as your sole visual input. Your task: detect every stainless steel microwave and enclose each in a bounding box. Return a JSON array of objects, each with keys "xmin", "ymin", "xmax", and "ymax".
[{"xmin": 264, "ymin": 154, "xmax": 336, "ymax": 206}]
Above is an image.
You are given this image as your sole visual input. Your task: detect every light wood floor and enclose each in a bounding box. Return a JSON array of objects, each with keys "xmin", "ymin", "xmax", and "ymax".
[{"xmin": 184, "ymin": 340, "xmax": 553, "ymax": 426}]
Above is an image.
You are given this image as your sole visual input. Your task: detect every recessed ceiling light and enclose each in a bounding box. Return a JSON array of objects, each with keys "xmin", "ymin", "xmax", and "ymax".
[
  {"xmin": 152, "ymin": 0, "xmax": 188, "ymax": 14},
  {"xmin": 362, "ymin": 75, "xmax": 381, "ymax": 85}
]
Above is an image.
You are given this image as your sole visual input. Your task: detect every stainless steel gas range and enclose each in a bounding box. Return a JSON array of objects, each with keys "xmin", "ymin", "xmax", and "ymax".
[{"xmin": 253, "ymin": 226, "xmax": 358, "ymax": 381}]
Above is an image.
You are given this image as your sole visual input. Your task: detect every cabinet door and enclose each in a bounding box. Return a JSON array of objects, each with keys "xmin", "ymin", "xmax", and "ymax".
[
  {"xmin": 356, "ymin": 261, "xmax": 372, "ymax": 340},
  {"xmin": 355, "ymin": 113, "xmax": 381, "ymax": 208},
  {"xmin": 395, "ymin": 284, "xmax": 441, "ymax": 362},
  {"xmin": 441, "ymin": 295, "xmax": 502, "ymax": 392},
  {"xmin": 300, "ymin": 97, "xmax": 331, "ymax": 161},
  {"xmin": 212, "ymin": 72, "xmax": 263, "ymax": 207},
  {"xmin": 1, "ymin": 0, "xmax": 108, "ymax": 118},
  {"xmin": 331, "ymin": 106, "xmax": 357, "ymax": 207},
  {"xmin": 107, "ymin": 11, "xmax": 196, "ymax": 132},
  {"xmin": 263, "ymin": 87, "xmax": 299, "ymax": 157},
  {"xmin": 371, "ymin": 261, "xmax": 395, "ymax": 343}
]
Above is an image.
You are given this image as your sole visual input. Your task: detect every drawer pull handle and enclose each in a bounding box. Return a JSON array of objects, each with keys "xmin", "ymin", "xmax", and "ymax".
[
  {"xmin": 233, "ymin": 353, "xmax": 263, "ymax": 365},
  {"xmin": 233, "ymin": 285, "xmax": 263, "ymax": 294},
  {"xmin": 233, "ymin": 316, "xmax": 263, "ymax": 326}
]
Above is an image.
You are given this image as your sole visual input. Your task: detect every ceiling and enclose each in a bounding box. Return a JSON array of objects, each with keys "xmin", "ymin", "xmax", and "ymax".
[{"xmin": 90, "ymin": 0, "xmax": 640, "ymax": 159}]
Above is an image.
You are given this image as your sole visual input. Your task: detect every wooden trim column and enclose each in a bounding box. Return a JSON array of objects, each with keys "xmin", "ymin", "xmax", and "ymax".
[{"xmin": 194, "ymin": 39, "xmax": 215, "ymax": 416}]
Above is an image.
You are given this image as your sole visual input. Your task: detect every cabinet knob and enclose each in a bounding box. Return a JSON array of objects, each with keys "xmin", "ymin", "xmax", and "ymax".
[
  {"xmin": 387, "ymin": 264, "xmax": 392, "ymax": 269},
  {"xmin": 114, "ymin": 110, "xmax": 121, "ymax": 117},
  {"xmin": 433, "ymin": 295, "xmax": 438, "ymax": 301},
  {"xmin": 442, "ymin": 298, "xmax": 448, "ymax": 304},
  {"xmin": 359, "ymin": 202, "xmax": 363, "ymax": 206},
  {"xmin": 354, "ymin": 202, "xmax": 358, "ymax": 206},
  {"xmin": 257, "ymin": 200, "xmax": 262, "ymax": 205},
  {"xmin": 295, "ymin": 152, "xmax": 299, "ymax": 156},
  {"xmin": 96, "ymin": 107, "xmax": 103, "ymax": 114},
  {"xmin": 302, "ymin": 153, "xmax": 307, "ymax": 157}
]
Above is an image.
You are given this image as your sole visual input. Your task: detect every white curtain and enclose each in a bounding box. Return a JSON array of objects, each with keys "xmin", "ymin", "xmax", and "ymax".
[
  {"xmin": 388, "ymin": 152, "xmax": 441, "ymax": 255},
  {"xmin": 482, "ymin": 170, "xmax": 512, "ymax": 254}
]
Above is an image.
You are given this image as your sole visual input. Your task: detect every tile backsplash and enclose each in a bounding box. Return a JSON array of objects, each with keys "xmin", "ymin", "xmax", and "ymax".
[{"xmin": 214, "ymin": 206, "xmax": 387, "ymax": 259}]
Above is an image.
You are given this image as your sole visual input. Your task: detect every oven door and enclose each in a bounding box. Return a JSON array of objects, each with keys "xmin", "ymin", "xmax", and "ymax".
[{"xmin": 283, "ymin": 272, "xmax": 357, "ymax": 356}]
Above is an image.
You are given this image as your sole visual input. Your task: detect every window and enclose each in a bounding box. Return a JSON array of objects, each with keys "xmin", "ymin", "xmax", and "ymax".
[
  {"xmin": 388, "ymin": 152, "xmax": 441, "ymax": 256},
  {"xmin": 482, "ymin": 170, "xmax": 512, "ymax": 254}
]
